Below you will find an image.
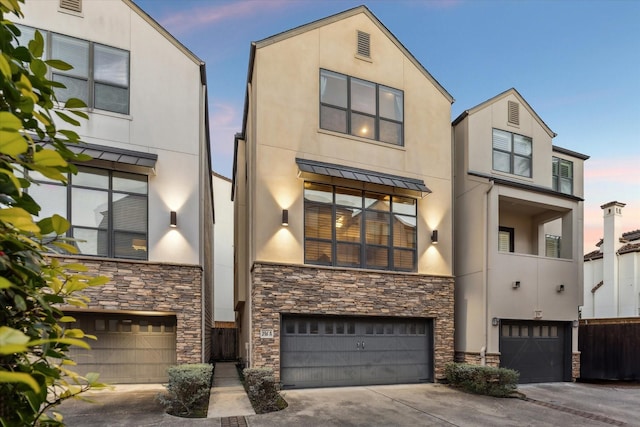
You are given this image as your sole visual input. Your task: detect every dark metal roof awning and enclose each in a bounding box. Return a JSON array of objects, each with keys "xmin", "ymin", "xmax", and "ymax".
[
  {"xmin": 296, "ymin": 158, "xmax": 431, "ymax": 197},
  {"xmin": 65, "ymin": 142, "xmax": 158, "ymax": 174}
]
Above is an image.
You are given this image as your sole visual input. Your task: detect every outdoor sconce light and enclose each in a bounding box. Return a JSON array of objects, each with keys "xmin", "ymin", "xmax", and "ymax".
[
  {"xmin": 492, "ymin": 317, "xmax": 499, "ymax": 326},
  {"xmin": 281, "ymin": 209, "xmax": 289, "ymax": 227},
  {"xmin": 556, "ymin": 284, "xmax": 565, "ymax": 293},
  {"xmin": 431, "ymin": 230, "xmax": 438, "ymax": 245},
  {"xmin": 512, "ymin": 281, "xmax": 520, "ymax": 289},
  {"xmin": 170, "ymin": 211, "xmax": 177, "ymax": 228},
  {"xmin": 572, "ymin": 320, "xmax": 579, "ymax": 328}
]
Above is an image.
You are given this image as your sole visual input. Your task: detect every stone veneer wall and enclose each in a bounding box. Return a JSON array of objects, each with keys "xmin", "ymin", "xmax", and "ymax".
[
  {"xmin": 454, "ymin": 351, "xmax": 500, "ymax": 367},
  {"xmin": 56, "ymin": 256, "xmax": 203, "ymax": 364},
  {"xmin": 250, "ymin": 262, "xmax": 455, "ymax": 382},
  {"xmin": 572, "ymin": 352, "xmax": 580, "ymax": 381}
]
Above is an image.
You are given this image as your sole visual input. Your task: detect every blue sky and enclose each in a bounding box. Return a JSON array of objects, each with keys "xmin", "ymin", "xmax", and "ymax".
[{"xmin": 134, "ymin": 0, "xmax": 640, "ymax": 251}]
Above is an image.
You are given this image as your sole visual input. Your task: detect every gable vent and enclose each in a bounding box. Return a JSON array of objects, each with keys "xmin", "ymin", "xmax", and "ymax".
[
  {"xmin": 60, "ymin": 0, "xmax": 82, "ymax": 13},
  {"xmin": 357, "ymin": 31, "xmax": 370, "ymax": 58},
  {"xmin": 508, "ymin": 101, "xmax": 520, "ymax": 125}
]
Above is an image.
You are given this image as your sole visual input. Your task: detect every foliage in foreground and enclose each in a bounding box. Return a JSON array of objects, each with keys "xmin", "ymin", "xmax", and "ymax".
[
  {"xmin": 157, "ymin": 364, "xmax": 213, "ymax": 418},
  {"xmin": 445, "ymin": 363, "xmax": 519, "ymax": 397},
  {"xmin": 242, "ymin": 367, "xmax": 287, "ymax": 414},
  {"xmin": 1, "ymin": 0, "xmax": 109, "ymax": 425}
]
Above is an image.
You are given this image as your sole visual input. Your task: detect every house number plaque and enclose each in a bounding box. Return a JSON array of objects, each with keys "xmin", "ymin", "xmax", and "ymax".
[{"xmin": 260, "ymin": 329, "xmax": 274, "ymax": 339}]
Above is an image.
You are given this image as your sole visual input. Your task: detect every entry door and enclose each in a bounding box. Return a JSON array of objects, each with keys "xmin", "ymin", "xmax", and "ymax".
[
  {"xmin": 500, "ymin": 320, "xmax": 570, "ymax": 383},
  {"xmin": 280, "ymin": 316, "xmax": 432, "ymax": 389}
]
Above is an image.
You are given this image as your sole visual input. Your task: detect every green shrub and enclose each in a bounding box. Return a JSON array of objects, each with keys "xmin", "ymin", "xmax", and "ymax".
[
  {"xmin": 243, "ymin": 368, "xmax": 287, "ymax": 414},
  {"xmin": 157, "ymin": 363, "xmax": 213, "ymax": 417},
  {"xmin": 445, "ymin": 363, "xmax": 519, "ymax": 397}
]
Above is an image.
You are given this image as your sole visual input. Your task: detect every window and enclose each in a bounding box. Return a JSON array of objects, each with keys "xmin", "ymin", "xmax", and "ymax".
[
  {"xmin": 552, "ymin": 157, "xmax": 573, "ymax": 195},
  {"xmin": 304, "ymin": 182, "xmax": 416, "ymax": 271},
  {"xmin": 498, "ymin": 226, "xmax": 514, "ymax": 252},
  {"xmin": 17, "ymin": 25, "xmax": 130, "ymax": 114},
  {"xmin": 492, "ymin": 129, "xmax": 532, "ymax": 177},
  {"xmin": 320, "ymin": 69, "xmax": 403, "ymax": 145},
  {"xmin": 28, "ymin": 166, "xmax": 148, "ymax": 260},
  {"xmin": 545, "ymin": 234, "xmax": 561, "ymax": 258}
]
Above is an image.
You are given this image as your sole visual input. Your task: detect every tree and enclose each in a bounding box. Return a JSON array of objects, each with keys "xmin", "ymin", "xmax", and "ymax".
[{"xmin": 0, "ymin": 0, "xmax": 108, "ymax": 425}]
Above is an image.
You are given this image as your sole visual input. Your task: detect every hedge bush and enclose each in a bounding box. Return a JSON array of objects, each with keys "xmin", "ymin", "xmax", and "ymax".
[
  {"xmin": 243, "ymin": 368, "xmax": 287, "ymax": 414},
  {"xmin": 445, "ymin": 363, "xmax": 519, "ymax": 397},
  {"xmin": 157, "ymin": 363, "xmax": 213, "ymax": 417}
]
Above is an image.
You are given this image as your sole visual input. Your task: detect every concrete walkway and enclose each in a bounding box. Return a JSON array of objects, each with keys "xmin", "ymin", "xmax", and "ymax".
[{"xmin": 207, "ymin": 362, "xmax": 255, "ymax": 419}]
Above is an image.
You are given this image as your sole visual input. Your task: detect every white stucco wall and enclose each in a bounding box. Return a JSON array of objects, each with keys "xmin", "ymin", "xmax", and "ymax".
[
  {"xmin": 213, "ymin": 174, "xmax": 235, "ymax": 322},
  {"xmin": 18, "ymin": 0, "xmax": 204, "ymax": 265}
]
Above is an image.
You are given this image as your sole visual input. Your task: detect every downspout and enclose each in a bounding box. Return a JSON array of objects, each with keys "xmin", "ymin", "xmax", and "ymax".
[{"xmin": 482, "ymin": 179, "xmax": 495, "ymax": 365}]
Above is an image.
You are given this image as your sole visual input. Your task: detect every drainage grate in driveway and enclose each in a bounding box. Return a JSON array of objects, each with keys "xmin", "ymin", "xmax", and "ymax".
[
  {"xmin": 221, "ymin": 416, "xmax": 247, "ymax": 427},
  {"xmin": 523, "ymin": 397, "xmax": 626, "ymax": 426}
]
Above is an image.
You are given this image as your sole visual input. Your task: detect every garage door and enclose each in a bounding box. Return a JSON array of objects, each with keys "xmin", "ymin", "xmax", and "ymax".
[
  {"xmin": 500, "ymin": 320, "xmax": 570, "ymax": 383},
  {"xmin": 68, "ymin": 313, "xmax": 177, "ymax": 383},
  {"xmin": 281, "ymin": 316, "xmax": 432, "ymax": 389}
]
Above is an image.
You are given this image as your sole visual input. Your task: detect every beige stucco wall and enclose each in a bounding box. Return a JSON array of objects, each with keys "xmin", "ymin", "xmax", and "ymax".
[
  {"xmin": 249, "ymin": 13, "xmax": 453, "ymax": 276},
  {"xmin": 453, "ymin": 93, "xmax": 584, "ymax": 359}
]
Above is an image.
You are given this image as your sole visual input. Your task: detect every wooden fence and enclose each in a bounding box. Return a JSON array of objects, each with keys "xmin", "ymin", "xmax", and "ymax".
[
  {"xmin": 212, "ymin": 327, "xmax": 237, "ymax": 361},
  {"xmin": 579, "ymin": 317, "xmax": 640, "ymax": 380}
]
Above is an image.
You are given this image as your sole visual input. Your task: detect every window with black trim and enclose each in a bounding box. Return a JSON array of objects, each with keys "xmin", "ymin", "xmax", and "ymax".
[
  {"xmin": 552, "ymin": 157, "xmax": 573, "ymax": 195},
  {"xmin": 28, "ymin": 166, "xmax": 148, "ymax": 259},
  {"xmin": 16, "ymin": 24, "xmax": 130, "ymax": 114},
  {"xmin": 304, "ymin": 182, "xmax": 416, "ymax": 271},
  {"xmin": 492, "ymin": 129, "xmax": 532, "ymax": 177},
  {"xmin": 498, "ymin": 226, "xmax": 514, "ymax": 252},
  {"xmin": 320, "ymin": 69, "xmax": 404, "ymax": 146}
]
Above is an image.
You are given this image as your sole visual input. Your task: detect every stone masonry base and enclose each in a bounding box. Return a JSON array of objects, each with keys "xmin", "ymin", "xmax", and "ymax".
[{"xmin": 250, "ymin": 262, "xmax": 455, "ymax": 383}]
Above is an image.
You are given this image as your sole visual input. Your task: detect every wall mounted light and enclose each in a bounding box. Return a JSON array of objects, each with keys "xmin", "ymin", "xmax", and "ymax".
[
  {"xmin": 170, "ymin": 211, "xmax": 177, "ymax": 228},
  {"xmin": 281, "ymin": 209, "xmax": 289, "ymax": 227},
  {"xmin": 492, "ymin": 317, "xmax": 499, "ymax": 326},
  {"xmin": 556, "ymin": 284, "xmax": 565, "ymax": 293},
  {"xmin": 512, "ymin": 281, "xmax": 520, "ymax": 289},
  {"xmin": 431, "ymin": 230, "xmax": 438, "ymax": 245},
  {"xmin": 572, "ymin": 320, "xmax": 579, "ymax": 328}
]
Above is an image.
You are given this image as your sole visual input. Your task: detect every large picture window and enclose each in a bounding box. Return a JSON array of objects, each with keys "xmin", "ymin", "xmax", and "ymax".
[
  {"xmin": 304, "ymin": 182, "xmax": 416, "ymax": 271},
  {"xmin": 552, "ymin": 157, "xmax": 573, "ymax": 195},
  {"xmin": 492, "ymin": 129, "xmax": 532, "ymax": 177},
  {"xmin": 17, "ymin": 25, "xmax": 130, "ymax": 114},
  {"xmin": 320, "ymin": 69, "xmax": 404, "ymax": 146},
  {"xmin": 28, "ymin": 166, "xmax": 148, "ymax": 260}
]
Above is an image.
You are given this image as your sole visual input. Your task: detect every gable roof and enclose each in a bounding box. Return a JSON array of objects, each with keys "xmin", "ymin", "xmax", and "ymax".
[
  {"xmin": 253, "ymin": 5, "xmax": 453, "ymax": 103},
  {"xmin": 452, "ymin": 88, "xmax": 556, "ymax": 138}
]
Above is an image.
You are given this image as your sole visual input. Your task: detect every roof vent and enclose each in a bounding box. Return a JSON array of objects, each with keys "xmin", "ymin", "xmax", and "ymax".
[
  {"xmin": 357, "ymin": 31, "xmax": 370, "ymax": 58},
  {"xmin": 60, "ymin": 0, "xmax": 82, "ymax": 13},
  {"xmin": 508, "ymin": 100, "xmax": 519, "ymax": 125}
]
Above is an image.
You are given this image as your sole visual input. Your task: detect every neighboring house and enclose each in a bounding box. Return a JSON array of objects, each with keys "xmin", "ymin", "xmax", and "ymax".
[
  {"xmin": 17, "ymin": 0, "xmax": 214, "ymax": 383},
  {"xmin": 233, "ymin": 6, "xmax": 455, "ymax": 389},
  {"xmin": 213, "ymin": 172, "xmax": 235, "ymax": 323},
  {"xmin": 452, "ymin": 89, "xmax": 589, "ymax": 383},
  {"xmin": 583, "ymin": 202, "xmax": 640, "ymax": 318}
]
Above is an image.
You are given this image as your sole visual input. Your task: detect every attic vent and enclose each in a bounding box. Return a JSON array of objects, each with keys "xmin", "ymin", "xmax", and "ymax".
[
  {"xmin": 508, "ymin": 101, "xmax": 520, "ymax": 125},
  {"xmin": 357, "ymin": 31, "xmax": 370, "ymax": 58},
  {"xmin": 60, "ymin": 0, "xmax": 82, "ymax": 13}
]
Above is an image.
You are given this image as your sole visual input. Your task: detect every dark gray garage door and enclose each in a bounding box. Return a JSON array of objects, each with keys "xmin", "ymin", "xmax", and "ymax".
[
  {"xmin": 281, "ymin": 316, "xmax": 432, "ymax": 389},
  {"xmin": 68, "ymin": 313, "xmax": 177, "ymax": 383},
  {"xmin": 500, "ymin": 320, "xmax": 570, "ymax": 383}
]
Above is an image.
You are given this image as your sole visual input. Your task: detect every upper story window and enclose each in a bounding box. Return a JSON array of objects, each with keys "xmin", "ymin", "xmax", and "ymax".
[
  {"xmin": 16, "ymin": 25, "xmax": 130, "ymax": 114},
  {"xmin": 552, "ymin": 157, "xmax": 573, "ymax": 195},
  {"xmin": 498, "ymin": 226, "xmax": 514, "ymax": 252},
  {"xmin": 492, "ymin": 129, "xmax": 532, "ymax": 177},
  {"xmin": 304, "ymin": 182, "xmax": 416, "ymax": 271},
  {"xmin": 28, "ymin": 166, "xmax": 148, "ymax": 260},
  {"xmin": 320, "ymin": 69, "xmax": 404, "ymax": 146}
]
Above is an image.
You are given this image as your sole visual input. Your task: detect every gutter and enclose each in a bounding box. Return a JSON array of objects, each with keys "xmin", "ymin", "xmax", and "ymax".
[{"xmin": 482, "ymin": 178, "xmax": 495, "ymax": 365}]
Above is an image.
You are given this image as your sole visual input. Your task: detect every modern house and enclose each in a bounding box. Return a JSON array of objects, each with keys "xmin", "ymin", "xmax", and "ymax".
[
  {"xmin": 452, "ymin": 88, "xmax": 589, "ymax": 383},
  {"xmin": 583, "ymin": 202, "xmax": 640, "ymax": 318},
  {"xmin": 233, "ymin": 6, "xmax": 455, "ymax": 388},
  {"xmin": 17, "ymin": 0, "xmax": 214, "ymax": 383}
]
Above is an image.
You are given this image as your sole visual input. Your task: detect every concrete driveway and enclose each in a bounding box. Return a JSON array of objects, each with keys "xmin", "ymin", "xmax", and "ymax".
[{"xmin": 57, "ymin": 382, "xmax": 639, "ymax": 426}]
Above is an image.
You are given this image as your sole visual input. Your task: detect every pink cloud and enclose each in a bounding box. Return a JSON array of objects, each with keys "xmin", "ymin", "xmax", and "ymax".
[{"xmin": 158, "ymin": 0, "xmax": 290, "ymax": 35}]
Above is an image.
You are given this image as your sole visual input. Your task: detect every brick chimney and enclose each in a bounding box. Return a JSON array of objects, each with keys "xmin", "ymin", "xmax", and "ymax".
[{"xmin": 600, "ymin": 201, "xmax": 625, "ymax": 316}]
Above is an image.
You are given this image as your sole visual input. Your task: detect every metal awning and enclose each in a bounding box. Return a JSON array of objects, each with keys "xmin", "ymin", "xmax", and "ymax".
[
  {"xmin": 296, "ymin": 158, "xmax": 431, "ymax": 197},
  {"xmin": 45, "ymin": 142, "xmax": 159, "ymax": 175}
]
